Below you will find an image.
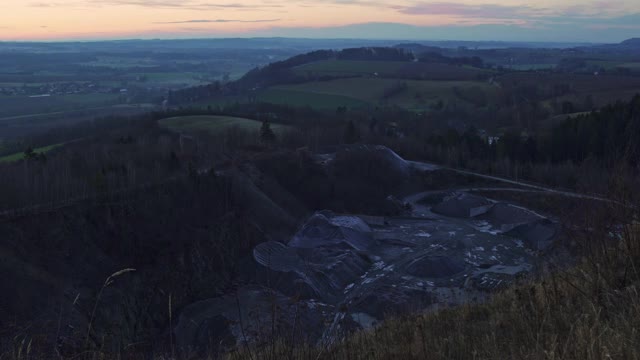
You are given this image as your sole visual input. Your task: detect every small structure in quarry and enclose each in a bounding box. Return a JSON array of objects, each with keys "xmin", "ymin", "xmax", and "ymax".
[{"xmin": 174, "ymin": 146, "xmax": 560, "ymax": 353}]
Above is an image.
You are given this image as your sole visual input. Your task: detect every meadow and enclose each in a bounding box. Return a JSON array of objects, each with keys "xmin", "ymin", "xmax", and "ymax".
[
  {"xmin": 293, "ymin": 60, "xmax": 411, "ymax": 77},
  {"xmin": 258, "ymin": 88, "xmax": 371, "ymax": 109},
  {"xmin": 158, "ymin": 115, "xmax": 290, "ymax": 136},
  {"xmin": 0, "ymin": 142, "xmax": 65, "ymax": 162},
  {"xmin": 619, "ymin": 62, "xmax": 640, "ymax": 72},
  {"xmin": 268, "ymin": 78, "xmax": 500, "ymax": 111},
  {"xmin": 294, "ymin": 60, "xmax": 492, "ymax": 81},
  {"xmin": 0, "ymin": 93, "xmax": 122, "ymax": 119},
  {"xmin": 510, "ymin": 64, "xmax": 556, "ymax": 70}
]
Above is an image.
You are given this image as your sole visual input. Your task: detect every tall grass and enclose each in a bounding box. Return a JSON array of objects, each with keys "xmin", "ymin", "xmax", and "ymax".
[{"xmin": 84, "ymin": 269, "xmax": 136, "ymax": 350}]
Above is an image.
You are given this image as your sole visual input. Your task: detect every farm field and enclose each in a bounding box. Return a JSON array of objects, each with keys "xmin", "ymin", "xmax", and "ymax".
[
  {"xmin": 586, "ymin": 60, "xmax": 640, "ymax": 72},
  {"xmin": 139, "ymin": 72, "xmax": 211, "ymax": 87},
  {"xmin": 258, "ymin": 88, "xmax": 370, "ymax": 109},
  {"xmin": 294, "ymin": 60, "xmax": 410, "ymax": 77},
  {"xmin": 294, "ymin": 60, "xmax": 492, "ymax": 80},
  {"xmin": 159, "ymin": 115, "xmax": 290, "ymax": 136},
  {"xmin": 0, "ymin": 103, "xmax": 157, "ymax": 140},
  {"xmin": 81, "ymin": 56, "xmax": 158, "ymax": 69},
  {"xmin": 0, "ymin": 103, "xmax": 155, "ymax": 122},
  {"xmin": 0, "ymin": 93, "xmax": 122, "ymax": 118},
  {"xmin": 510, "ymin": 64, "xmax": 556, "ymax": 70},
  {"xmin": 619, "ymin": 62, "xmax": 640, "ymax": 71},
  {"xmin": 0, "ymin": 143, "xmax": 65, "ymax": 163},
  {"xmin": 268, "ymin": 77, "xmax": 500, "ymax": 110}
]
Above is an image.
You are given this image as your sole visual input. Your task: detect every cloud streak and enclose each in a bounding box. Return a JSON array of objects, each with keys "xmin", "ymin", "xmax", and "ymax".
[
  {"xmin": 155, "ymin": 19, "xmax": 281, "ymax": 24},
  {"xmin": 29, "ymin": 0, "xmax": 284, "ymax": 10},
  {"xmin": 394, "ymin": 2, "xmax": 548, "ymax": 19}
]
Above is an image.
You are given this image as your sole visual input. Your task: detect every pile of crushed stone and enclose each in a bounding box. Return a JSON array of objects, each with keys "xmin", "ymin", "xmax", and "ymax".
[{"xmin": 175, "ymin": 189, "xmax": 558, "ymax": 353}]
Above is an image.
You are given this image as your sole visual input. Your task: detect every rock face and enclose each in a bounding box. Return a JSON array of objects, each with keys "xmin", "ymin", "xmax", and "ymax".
[
  {"xmin": 432, "ymin": 193, "xmax": 493, "ymax": 218},
  {"xmin": 506, "ymin": 219, "xmax": 557, "ymax": 251},
  {"xmin": 176, "ymin": 190, "xmax": 559, "ymax": 353},
  {"xmin": 288, "ymin": 211, "xmax": 373, "ymax": 250}
]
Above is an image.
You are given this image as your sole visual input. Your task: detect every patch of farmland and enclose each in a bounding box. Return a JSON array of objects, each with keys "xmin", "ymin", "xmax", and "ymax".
[
  {"xmin": 271, "ymin": 78, "xmax": 500, "ymax": 110},
  {"xmin": 258, "ymin": 88, "xmax": 370, "ymax": 109},
  {"xmin": 158, "ymin": 115, "xmax": 290, "ymax": 136},
  {"xmin": 0, "ymin": 143, "xmax": 66, "ymax": 163},
  {"xmin": 294, "ymin": 60, "xmax": 492, "ymax": 81}
]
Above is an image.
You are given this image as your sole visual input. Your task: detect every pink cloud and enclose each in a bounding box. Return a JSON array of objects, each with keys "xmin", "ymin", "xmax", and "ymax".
[{"xmin": 393, "ymin": 2, "xmax": 548, "ymax": 19}]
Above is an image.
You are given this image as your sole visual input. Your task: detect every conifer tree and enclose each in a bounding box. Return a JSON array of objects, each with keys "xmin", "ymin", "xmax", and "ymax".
[{"xmin": 260, "ymin": 119, "xmax": 276, "ymax": 145}]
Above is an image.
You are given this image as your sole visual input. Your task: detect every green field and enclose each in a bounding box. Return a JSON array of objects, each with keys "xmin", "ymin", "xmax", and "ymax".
[
  {"xmin": 510, "ymin": 64, "xmax": 556, "ymax": 70},
  {"xmin": 259, "ymin": 88, "xmax": 370, "ymax": 109},
  {"xmin": 159, "ymin": 115, "xmax": 290, "ymax": 136},
  {"xmin": 294, "ymin": 60, "xmax": 492, "ymax": 81},
  {"xmin": 294, "ymin": 60, "xmax": 410, "ymax": 77},
  {"xmin": 585, "ymin": 60, "xmax": 640, "ymax": 73},
  {"xmin": 619, "ymin": 62, "xmax": 640, "ymax": 71},
  {"xmin": 267, "ymin": 78, "xmax": 499, "ymax": 111},
  {"xmin": 81, "ymin": 56, "xmax": 157, "ymax": 69},
  {"xmin": 0, "ymin": 143, "xmax": 65, "ymax": 163},
  {"xmin": 140, "ymin": 72, "xmax": 209, "ymax": 86},
  {"xmin": 0, "ymin": 93, "xmax": 122, "ymax": 118}
]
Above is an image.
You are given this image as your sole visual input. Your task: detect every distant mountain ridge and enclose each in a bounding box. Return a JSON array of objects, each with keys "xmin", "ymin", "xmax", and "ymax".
[
  {"xmin": 588, "ymin": 37, "xmax": 640, "ymax": 53},
  {"xmin": 621, "ymin": 38, "xmax": 640, "ymax": 46}
]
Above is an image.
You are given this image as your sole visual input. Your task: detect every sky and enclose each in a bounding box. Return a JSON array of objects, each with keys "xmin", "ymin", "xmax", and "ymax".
[{"xmin": 0, "ymin": 0, "xmax": 639, "ymax": 42}]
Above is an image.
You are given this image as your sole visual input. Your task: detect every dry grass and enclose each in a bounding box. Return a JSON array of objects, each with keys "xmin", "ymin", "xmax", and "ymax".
[
  {"xmin": 226, "ymin": 280, "xmax": 640, "ymax": 359},
  {"xmin": 84, "ymin": 269, "xmax": 137, "ymax": 350}
]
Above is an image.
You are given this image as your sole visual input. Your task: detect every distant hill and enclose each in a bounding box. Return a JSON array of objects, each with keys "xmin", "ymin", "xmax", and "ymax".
[
  {"xmin": 169, "ymin": 45, "xmax": 497, "ymax": 105},
  {"xmin": 393, "ymin": 43, "xmax": 443, "ymax": 54},
  {"xmin": 229, "ymin": 47, "xmax": 415, "ymax": 90},
  {"xmin": 587, "ymin": 38, "xmax": 640, "ymax": 52},
  {"xmin": 621, "ymin": 38, "xmax": 640, "ymax": 47}
]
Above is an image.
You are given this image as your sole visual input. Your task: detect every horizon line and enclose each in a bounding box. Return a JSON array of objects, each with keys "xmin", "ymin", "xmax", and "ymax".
[{"xmin": 0, "ymin": 36, "xmax": 604, "ymax": 45}]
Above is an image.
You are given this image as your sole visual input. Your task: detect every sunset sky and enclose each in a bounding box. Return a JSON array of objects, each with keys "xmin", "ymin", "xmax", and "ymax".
[{"xmin": 1, "ymin": 0, "xmax": 639, "ymax": 42}]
